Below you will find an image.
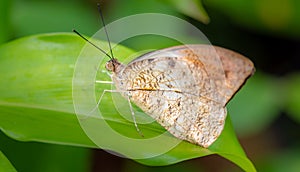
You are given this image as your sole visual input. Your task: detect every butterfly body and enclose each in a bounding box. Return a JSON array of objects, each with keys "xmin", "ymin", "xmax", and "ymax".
[{"xmin": 106, "ymin": 44, "xmax": 254, "ymax": 148}]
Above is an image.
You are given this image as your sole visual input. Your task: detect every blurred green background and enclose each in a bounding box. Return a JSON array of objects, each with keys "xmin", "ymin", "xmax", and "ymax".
[{"xmin": 1, "ymin": 0, "xmax": 300, "ymax": 171}]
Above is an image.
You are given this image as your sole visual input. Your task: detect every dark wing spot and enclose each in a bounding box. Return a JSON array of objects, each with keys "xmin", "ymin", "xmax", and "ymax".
[
  {"xmin": 168, "ymin": 59, "xmax": 176, "ymax": 68},
  {"xmin": 166, "ymin": 84, "xmax": 172, "ymax": 88},
  {"xmin": 168, "ymin": 105, "xmax": 172, "ymax": 112},
  {"xmin": 224, "ymin": 70, "xmax": 229, "ymax": 78},
  {"xmin": 148, "ymin": 59, "xmax": 154, "ymax": 62}
]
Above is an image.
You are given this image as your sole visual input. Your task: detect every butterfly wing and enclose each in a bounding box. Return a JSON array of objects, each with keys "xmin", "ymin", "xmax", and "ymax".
[
  {"xmin": 212, "ymin": 46, "xmax": 255, "ymax": 103},
  {"xmin": 114, "ymin": 44, "xmax": 254, "ymax": 148}
]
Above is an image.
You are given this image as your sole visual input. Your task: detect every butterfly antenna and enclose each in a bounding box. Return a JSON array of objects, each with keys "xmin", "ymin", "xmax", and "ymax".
[
  {"xmin": 72, "ymin": 29, "xmax": 112, "ymax": 59},
  {"xmin": 97, "ymin": 3, "xmax": 114, "ymax": 59}
]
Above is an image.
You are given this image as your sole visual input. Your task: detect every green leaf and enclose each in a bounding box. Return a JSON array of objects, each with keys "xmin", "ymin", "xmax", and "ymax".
[
  {"xmin": 0, "ymin": 151, "xmax": 17, "ymax": 172},
  {"xmin": 165, "ymin": 0, "xmax": 210, "ymax": 24},
  {"xmin": 285, "ymin": 73, "xmax": 300, "ymax": 123},
  {"xmin": 0, "ymin": 33, "xmax": 255, "ymax": 171},
  {"xmin": 0, "ymin": 0, "xmax": 13, "ymax": 43},
  {"xmin": 0, "ymin": 33, "xmax": 96, "ymax": 147},
  {"xmin": 204, "ymin": 0, "xmax": 300, "ymax": 38},
  {"xmin": 227, "ymin": 72, "xmax": 281, "ymax": 136},
  {"xmin": 11, "ymin": 1, "xmax": 98, "ymax": 37},
  {"xmin": 258, "ymin": 147, "xmax": 300, "ymax": 172},
  {"xmin": 0, "ymin": 130, "xmax": 91, "ymax": 172}
]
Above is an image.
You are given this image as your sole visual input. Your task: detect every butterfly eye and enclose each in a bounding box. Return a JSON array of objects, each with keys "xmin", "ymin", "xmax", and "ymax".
[{"xmin": 105, "ymin": 61, "xmax": 114, "ymax": 72}]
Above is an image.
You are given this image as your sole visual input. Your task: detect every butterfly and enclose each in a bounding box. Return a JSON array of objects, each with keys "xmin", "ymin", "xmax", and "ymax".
[
  {"xmin": 104, "ymin": 44, "xmax": 255, "ymax": 148},
  {"xmin": 73, "ymin": 4, "xmax": 254, "ymax": 148}
]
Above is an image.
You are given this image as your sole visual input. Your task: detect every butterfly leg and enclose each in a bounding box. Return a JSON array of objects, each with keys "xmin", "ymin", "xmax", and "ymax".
[
  {"xmin": 83, "ymin": 88, "xmax": 144, "ymax": 137},
  {"xmin": 99, "ymin": 69, "xmax": 112, "ymax": 78},
  {"xmin": 95, "ymin": 80, "xmax": 113, "ymax": 84},
  {"xmin": 80, "ymin": 89, "xmax": 118, "ymax": 120},
  {"xmin": 127, "ymin": 96, "xmax": 144, "ymax": 137},
  {"xmin": 95, "ymin": 69, "xmax": 113, "ymax": 84}
]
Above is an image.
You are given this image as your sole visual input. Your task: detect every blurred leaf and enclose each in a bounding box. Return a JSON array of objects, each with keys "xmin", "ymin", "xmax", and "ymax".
[
  {"xmin": 258, "ymin": 148, "xmax": 300, "ymax": 172},
  {"xmin": 105, "ymin": 0, "xmax": 184, "ymax": 50},
  {"xmin": 104, "ymin": 0, "xmax": 207, "ymax": 51},
  {"xmin": 204, "ymin": 0, "xmax": 300, "ymax": 38},
  {"xmin": 11, "ymin": 1, "xmax": 98, "ymax": 37},
  {"xmin": 0, "ymin": 151, "xmax": 17, "ymax": 172},
  {"xmin": 227, "ymin": 72, "xmax": 281, "ymax": 136},
  {"xmin": 123, "ymin": 158, "xmax": 200, "ymax": 172},
  {"xmin": 285, "ymin": 73, "xmax": 300, "ymax": 123},
  {"xmin": 107, "ymin": 0, "xmax": 178, "ymax": 18},
  {"xmin": 0, "ymin": 33, "xmax": 255, "ymax": 171},
  {"xmin": 0, "ymin": 130, "xmax": 91, "ymax": 172},
  {"xmin": 165, "ymin": 0, "xmax": 210, "ymax": 23},
  {"xmin": 0, "ymin": 0, "xmax": 13, "ymax": 43}
]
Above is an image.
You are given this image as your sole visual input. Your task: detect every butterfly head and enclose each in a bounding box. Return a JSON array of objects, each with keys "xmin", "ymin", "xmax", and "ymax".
[{"xmin": 105, "ymin": 58, "xmax": 122, "ymax": 73}]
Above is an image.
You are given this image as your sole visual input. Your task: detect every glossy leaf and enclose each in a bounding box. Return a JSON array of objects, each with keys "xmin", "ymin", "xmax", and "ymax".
[
  {"xmin": 0, "ymin": 151, "xmax": 17, "ymax": 172},
  {"xmin": 0, "ymin": 33, "xmax": 255, "ymax": 171}
]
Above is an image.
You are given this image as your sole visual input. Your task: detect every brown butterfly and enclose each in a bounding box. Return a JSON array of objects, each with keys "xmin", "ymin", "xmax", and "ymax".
[
  {"xmin": 104, "ymin": 44, "xmax": 254, "ymax": 148},
  {"xmin": 73, "ymin": 4, "xmax": 254, "ymax": 148}
]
